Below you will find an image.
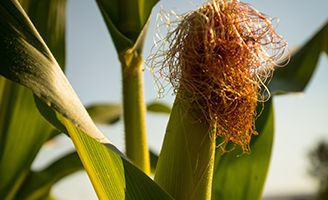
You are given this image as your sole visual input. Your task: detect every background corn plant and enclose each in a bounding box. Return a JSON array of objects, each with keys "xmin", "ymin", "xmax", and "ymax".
[{"xmin": 0, "ymin": 0, "xmax": 327, "ymax": 199}]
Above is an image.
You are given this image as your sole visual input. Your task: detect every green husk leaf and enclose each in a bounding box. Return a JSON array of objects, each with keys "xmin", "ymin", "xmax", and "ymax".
[
  {"xmin": 211, "ymin": 100, "xmax": 274, "ymax": 200},
  {"xmin": 270, "ymin": 22, "xmax": 328, "ymax": 94},
  {"xmin": 155, "ymin": 96, "xmax": 216, "ymax": 200}
]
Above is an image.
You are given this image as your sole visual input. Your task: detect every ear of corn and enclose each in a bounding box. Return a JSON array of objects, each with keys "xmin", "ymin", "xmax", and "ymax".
[{"xmin": 152, "ymin": 1, "xmax": 287, "ymax": 199}]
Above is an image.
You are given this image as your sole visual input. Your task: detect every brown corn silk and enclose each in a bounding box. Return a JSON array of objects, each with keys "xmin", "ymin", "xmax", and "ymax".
[{"xmin": 150, "ymin": 0, "xmax": 287, "ymax": 151}]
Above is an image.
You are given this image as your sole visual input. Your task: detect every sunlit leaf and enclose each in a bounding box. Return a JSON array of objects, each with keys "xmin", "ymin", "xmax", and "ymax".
[{"xmin": 62, "ymin": 117, "xmax": 173, "ymax": 200}]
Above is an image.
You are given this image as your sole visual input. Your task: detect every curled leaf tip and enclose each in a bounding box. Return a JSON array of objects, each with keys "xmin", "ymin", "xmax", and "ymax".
[{"xmin": 149, "ymin": 0, "xmax": 287, "ymax": 151}]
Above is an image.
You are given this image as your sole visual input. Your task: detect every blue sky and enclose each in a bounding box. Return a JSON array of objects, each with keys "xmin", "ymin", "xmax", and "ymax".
[{"xmin": 33, "ymin": 0, "xmax": 328, "ymax": 198}]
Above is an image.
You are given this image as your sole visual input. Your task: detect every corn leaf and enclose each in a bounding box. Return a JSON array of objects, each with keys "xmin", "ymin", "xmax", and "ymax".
[
  {"xmin": 0, "ymin": 0, "xmax": 66, "ymax": 198},
  {"xmin": 0, "ymin": 78, "xmax": 55, "ymax": 199},
  {"xmin": 0, "ymin": 1, "xmax": 172, "ymax": 199},
  {"xmin": 19, "ymin": 0, "xmax": 68, "ymax": 133},
  {"xmin": 62, "ymin": 117, "xmax": 172, "ymax": 199},
  {"xmin": 147, "ymin": 102, "xmax": 171, "ymax": 114},
  {"xmin": 86, "ymin": 102, "xmax": 170, "ymax": 126},
  {"xmin": 19, "ymin": 0, "xmax": 66, "ymax": 69},
  {"xmin": 17, "ymin": 151, "xmax": 82, "ymax": 200},
  {"xmin": 87, "ymin": 103, "xmax": 122, "ymax": 125},
  {"xmin": 211, "ymin": 100, "xmax": 274, "ymax": 200},
  {"xmin": 0, "ymin": 0, "xmax": 106, "ymax": 142},
  {"xmin": 95, "ymin": 0, "xmax": 158, "ymax": 53},
  {"xmin": 270, "ymin": 22, "xmax": 328, "ymax": 94}
]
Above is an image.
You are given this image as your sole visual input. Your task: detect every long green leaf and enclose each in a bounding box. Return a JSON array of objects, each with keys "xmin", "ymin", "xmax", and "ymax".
[
  {"xmin": 17, "ymin": 151, "xmax": 82, "ymax": 200},
  {"xmin": 211, "ymin": 100, "xmax": 274, "ymax": 200},
  {"xmin": 270, "ymin": 22, "xmax": 328, "ymax": 94},
  {"xmin": 19, "ymin": 0, "xmax": 68, "ymax": 133},
  {"xmin": 0, "ymin": 0, "xmax": 66, "ymax": 197},
  {"xmin": 0, "ymin": 1, "xmax": 173, "ymax": 198},
  {"xmin": 0, "ymin": 0, "xmax": 107, "ymax": 143}
]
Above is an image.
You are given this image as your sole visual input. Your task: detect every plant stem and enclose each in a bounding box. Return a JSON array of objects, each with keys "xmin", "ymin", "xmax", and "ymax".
[
  {"xmin": 154, "ymin": 93, "xmax": 216, "ymax": 200},
  {"xmin": 120, "ymin": 51, "xmax": 150, "ymax": 175}
]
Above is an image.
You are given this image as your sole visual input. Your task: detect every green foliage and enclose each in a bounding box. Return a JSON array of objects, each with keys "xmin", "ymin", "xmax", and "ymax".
[
  {"xmin": 61, "ymin": 117, "xmax": 173, "ymax": 200},
  {"xmin": 0, "ymin": 0, "xmax": 172, "ymax": 199},
  {"xmin": 19, "ymin": 0, "xmax": 66, "ymax": 69},
  {"xmin": 0, "ymin": 78, "xmax": 54, "ymax": 198},
  {"xmin": 96, "ymin": 0, "xmax": 158, "ymax": 53},
  {"xmin": 0, "ymin": 0, "xmax": 74, "ymax": 199},
  {"xmin": 0, "ymin": 0, "xmax": 326, "ymax": 199}
]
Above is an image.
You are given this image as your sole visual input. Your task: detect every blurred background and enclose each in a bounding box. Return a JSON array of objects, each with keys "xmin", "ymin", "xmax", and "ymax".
[{"xmin": 31, "ymin": 0, "xmax": 328, "ymax": 199}]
